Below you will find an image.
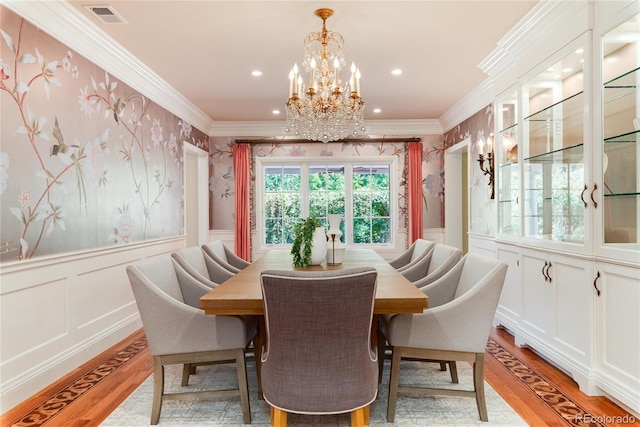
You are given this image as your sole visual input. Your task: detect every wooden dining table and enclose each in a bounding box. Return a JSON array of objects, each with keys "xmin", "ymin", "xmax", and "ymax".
[
  {"xmin": 199, "ymin": 248, "xmax": 428, "ymax": 315},
  {"xmin": 199, "ymin": 248, "xmax": 428, "ymax": 397}
]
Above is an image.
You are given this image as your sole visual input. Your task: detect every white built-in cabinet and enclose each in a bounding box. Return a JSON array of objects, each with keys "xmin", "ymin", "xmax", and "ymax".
[
  {"xmin": 594, "ymin": 261, "xmax": 640, "ymax": 409},
  {"xmin": 518, "ymin": 248, "xmax": 596, "ymax": 392},
  {"xmin": 494, "ymin": 242, "xmax": 521, "ymax": 332},
  {"xmin": 490, "ymin": 1, "xmax": 639, "ymax": 415}
]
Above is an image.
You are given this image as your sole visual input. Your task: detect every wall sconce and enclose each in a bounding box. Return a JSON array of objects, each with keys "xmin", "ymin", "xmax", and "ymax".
[{"xmin": 477, "ymin": 134, "xmax": 495, "ymax": 199}]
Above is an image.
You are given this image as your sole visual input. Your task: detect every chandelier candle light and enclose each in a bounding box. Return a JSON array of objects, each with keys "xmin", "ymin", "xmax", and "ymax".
[{"xmin": 285, "ymin": 8, "xmax": 365, "ymax": 143}]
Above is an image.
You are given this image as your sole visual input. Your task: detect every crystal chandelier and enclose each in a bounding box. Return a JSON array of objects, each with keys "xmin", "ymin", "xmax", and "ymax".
[{"xmin": 285, "ymin": 8, "xmax": 365, "ymax": 143}]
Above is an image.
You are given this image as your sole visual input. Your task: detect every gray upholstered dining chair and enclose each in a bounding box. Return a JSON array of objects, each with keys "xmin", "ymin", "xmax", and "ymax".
[
  {"xmin": 171, "ymin": 246, "xmax": 225, "ymax": 288},
  {"xmin": 259, "ymin": 267, "xmax": 379, "ymax": 427},
  {"xmin": 382, "ymin": 253, "xmax": 507, "ymax": 422},
  {"xmin": 400, "ymin": 243, "xmax": 462, "ymax": 288},
  {"xmin": 126, "ymin": 255, "xmax": 256, "ymax": 425},
  {"xmin": 202, "ymin": 240, "xmax": 250, "ymax": 274},
  {"xmin": 387, "ymin": 238, "xmax": 435, "ymax": 272}
]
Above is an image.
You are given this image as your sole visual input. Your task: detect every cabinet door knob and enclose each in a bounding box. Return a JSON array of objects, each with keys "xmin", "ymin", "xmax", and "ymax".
[
  {"xmin": 580, "ymin": 184, "xmax": 588, "ymax": 208},
  {"xmin": 590, "ymin": 183, "xmax": 598, "ymax": 209},
  {"xmin": 542, "ymin": 261, "xmax": 549, "ymax": 281},
  {"xmin": 593, "ymin": 271, "xmax": 601, "ymax": 296}
]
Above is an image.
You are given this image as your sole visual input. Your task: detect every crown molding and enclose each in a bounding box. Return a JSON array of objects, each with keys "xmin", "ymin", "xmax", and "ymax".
[
  {"xmin": 479, "ymin": 0, "xmax": 587, "ymax": 78},
  {"xmin": 209, "ymin": 119, "xmax": 443, "ymax": 137},
  {"xmin": 439, "ymin": 78, "xmax": 494, "ymax": 134},
  {"xmin": 2, "ymin": 0, "xmax": 215, "ymax": 134},
  {"xmin": 438, "ymin": 0, "xmax": 589, "ymax": 132},
  {"xmin": 362, "ymin": 119, "xmax": 442, "ymax": 136}
]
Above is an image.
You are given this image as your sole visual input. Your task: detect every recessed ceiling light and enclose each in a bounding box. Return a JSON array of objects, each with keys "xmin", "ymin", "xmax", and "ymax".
[
  {"xmin": 272, "ymin": 109, "xmax": 280, "ymax": 115},
  {"xmin": 252, "ymin": 70, "xmax": 263, "ymax": 77},
  {"xmin": 391, "ymin": 69, "xmax": 402, "ymax": 76},
  {"xmin": 373, "ymin": 108, "xmax": 382, "ymax": 114}
]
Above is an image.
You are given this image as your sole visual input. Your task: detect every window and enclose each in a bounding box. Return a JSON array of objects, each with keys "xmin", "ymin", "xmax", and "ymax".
[{"xmin": 257, "ymin": 157, "xmax": 397, "ymax": 248}]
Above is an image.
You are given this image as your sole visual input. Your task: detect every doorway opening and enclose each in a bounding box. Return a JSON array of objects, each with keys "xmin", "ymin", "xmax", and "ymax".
[
  {"xmin": 183, "ymin": 143, "xmax": 209, "ymax": 247},
  {"xmin": 444, "ymin": 138, "xmax": 470, "ymax": 253}
]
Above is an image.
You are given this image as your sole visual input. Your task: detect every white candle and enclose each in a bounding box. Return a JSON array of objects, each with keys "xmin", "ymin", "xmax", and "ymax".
[
  {"xmin": 289, "ymin": 68, "xmax": 294, "ymax": 97},
  {"xmin": 350, "ymin": 62, "xmax": 356, "ymax": 83},
  {"xmin": 310, "ymin": 58, "xmax": 316, "ymax": 85},
  {"xmin": 478, "ymin": 138, "xmax": 484, "ymax": 155},
  {"xmin": 355, "ymin": 68, "xmax": 361, "ymax": 96}
]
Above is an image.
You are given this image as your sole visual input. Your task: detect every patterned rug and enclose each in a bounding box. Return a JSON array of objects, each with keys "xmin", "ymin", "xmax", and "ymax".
[
  {"xmin": 6, "ymin": 336, "xmax": 608, "ymax": 426},
  {"xmin": 101, "ymin": 356, "xmax": 526, "ymax": 426}
]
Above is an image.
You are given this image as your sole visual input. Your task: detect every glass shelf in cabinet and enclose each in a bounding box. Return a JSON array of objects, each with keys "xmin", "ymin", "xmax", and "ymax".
[
  {"xmin": 604, "ymin": 192, "xmax": 640, "ymax": 198},
  {"xmin": 604, "ymin": 129, "xmax": 640, "ymax": 144},
  {"xmin": 499, "ymin": 123, "xmax": 518, "ymax": 134},
  {"xmin": 524, "ymin": 91, "xmax": 583, "ymax": 122},
  {"xmin": 524, "ymin": 143, "xmax": 584, "ymax": 163},
  {"xmin": 603, "ymin": 67, "xmax": 639, "ymax": 89}
]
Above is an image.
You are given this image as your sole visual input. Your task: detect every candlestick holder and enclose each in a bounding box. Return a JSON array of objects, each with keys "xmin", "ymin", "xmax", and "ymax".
[{"xmin": 477, "ymin": 134, "xmax": 495, "ymax": 199}]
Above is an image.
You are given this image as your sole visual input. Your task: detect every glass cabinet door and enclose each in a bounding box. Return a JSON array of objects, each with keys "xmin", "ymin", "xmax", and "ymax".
[
  {"xmin": 522, "ymin": 41, "xmax": 587, "ymax": 244},
  {"xmin": 496, "ymin": 91, "xmax": 520, "ymax": 238},
  {"xmin": 602, "ymin": 13, "xmax": 639, "ymax": 249}
]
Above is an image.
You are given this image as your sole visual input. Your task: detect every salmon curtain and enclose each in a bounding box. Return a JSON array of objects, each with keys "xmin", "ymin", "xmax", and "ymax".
[
  {"xmin": 233, "ymin": 143, "xmax": 251, "ymax": 261},
  {"xmin": 407, "ymin": 141, "xmax": 424, "ymax": 244}
]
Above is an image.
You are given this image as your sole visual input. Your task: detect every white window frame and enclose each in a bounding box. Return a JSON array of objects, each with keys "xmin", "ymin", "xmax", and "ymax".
[{"xmin": 255, "ymin": 156, "xmax": 399, "ymax": 252}]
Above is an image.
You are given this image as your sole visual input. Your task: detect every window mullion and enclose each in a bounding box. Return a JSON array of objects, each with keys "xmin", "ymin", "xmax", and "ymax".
[
  {"xmin": 345, "ymin": 164, "xmax": 353, "ymax": 245},
  {"xmin": 301, "ymin": 163, "xmax": 310, "ymax": 218}
]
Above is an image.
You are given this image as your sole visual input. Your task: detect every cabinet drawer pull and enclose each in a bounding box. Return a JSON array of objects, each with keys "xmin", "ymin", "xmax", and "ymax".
[
  {"xmin": 542, "ymin": 261, "xmax": 549, "ymax": 281},
  {"xmin": 590, "ymin": 183, "xmax": 598, "ymax": 209},
  {"xmin": 593, "ymin": 271, "xmax": 601, "ymax": 296},
  {"xmin": 546, "ymin": 262, "xmax": 552, "ymax": 283},
  {"xmin": 580, "ymin": 184, "xmax": 588, "ymax": 208}
]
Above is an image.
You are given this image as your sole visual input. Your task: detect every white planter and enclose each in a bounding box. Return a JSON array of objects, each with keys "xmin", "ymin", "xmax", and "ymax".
[{"xmin": 307, "ymin": 226, "xmax": 327, "ymax": 265}]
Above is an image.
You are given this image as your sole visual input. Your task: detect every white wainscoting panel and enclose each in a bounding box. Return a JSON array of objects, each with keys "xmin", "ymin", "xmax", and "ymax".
[{"xmin": 0, "ymin": 236, "xmax": 186, "ymax": 412}]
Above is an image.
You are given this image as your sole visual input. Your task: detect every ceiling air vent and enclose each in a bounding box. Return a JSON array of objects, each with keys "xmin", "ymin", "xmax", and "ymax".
[{"xmin": 85, "ymin": 5, "xmax": 127, "ymax": 24}]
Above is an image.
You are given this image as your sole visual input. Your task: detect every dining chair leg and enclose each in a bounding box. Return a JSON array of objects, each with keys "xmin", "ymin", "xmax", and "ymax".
[
  {"xmin": 449, "ymin": 361, "xmax": 459, "ymax": 383},
  {"xmin": 181, "ymin": 364, "xmax": 191, "ymax": 386},
  {"xmin": 350, "ymin": 406, "xmax": 365, "ymax": 427},
  {"xmin": 364, "ymin": 404, "xmax": 370, "ymax": 425},
  {"xmin": 271, "ymin": 406, "xmax": 287, "ymax": 427},
  {"xmin": 151, "ymin": 356, "xmax": 164, "ymax": 425},
  {"xmin": 377, "ymin": 327, "xmax": 386, "ymax": 383},
  {"xmin": 387, "ymin": 346, "xmax": 402, "ymax": 422},
  {"xmin": 256, "ymin": 317, "xmax": 266, "ymax": 399},
  {"xmin": 235, "ymin": 349, "xmax": 251, "ymax": 424},
  {"xmin": 473, "ymin": 353, "xmax": 488, "ymax": 422}
]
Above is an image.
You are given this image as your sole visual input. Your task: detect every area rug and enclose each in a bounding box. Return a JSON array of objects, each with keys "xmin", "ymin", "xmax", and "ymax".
[{"xmin": 101, "ymin": 358, "xmax": 527, "ymax": 426}]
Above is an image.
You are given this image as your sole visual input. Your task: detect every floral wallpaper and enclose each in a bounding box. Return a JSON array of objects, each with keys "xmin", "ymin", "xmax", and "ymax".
[
  {"xmin": 443, "ymin": 104, "xmax": 496, "ymax": 236},
  {"xmin": 0, "ymin": 8, "xmax": 208, "ymax": 262},
  {"xmin": 208, "ymin": 135, "xmax": 445, "ymax": 237}
]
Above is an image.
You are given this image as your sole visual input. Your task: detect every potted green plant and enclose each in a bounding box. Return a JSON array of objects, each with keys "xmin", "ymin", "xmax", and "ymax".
[{"xmin": 291, "ymin": 216, "xmax": 324, "ymax": 267}]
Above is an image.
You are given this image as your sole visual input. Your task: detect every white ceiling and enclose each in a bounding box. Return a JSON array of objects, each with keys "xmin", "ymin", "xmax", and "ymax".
[{"xmin": 66, "ymin": 1, "xmax": 538, "ymax": 124}]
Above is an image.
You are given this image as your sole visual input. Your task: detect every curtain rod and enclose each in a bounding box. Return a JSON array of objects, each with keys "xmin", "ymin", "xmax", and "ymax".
[{"xmin": 234, "ymin": 137, "xmax": 422, "ymax": 144}]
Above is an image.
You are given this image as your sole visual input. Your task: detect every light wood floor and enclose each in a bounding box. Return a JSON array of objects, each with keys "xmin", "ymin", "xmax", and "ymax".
[{"xmin": 2, "ymin": 327, "xmax": 638, "ymax": 426}]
